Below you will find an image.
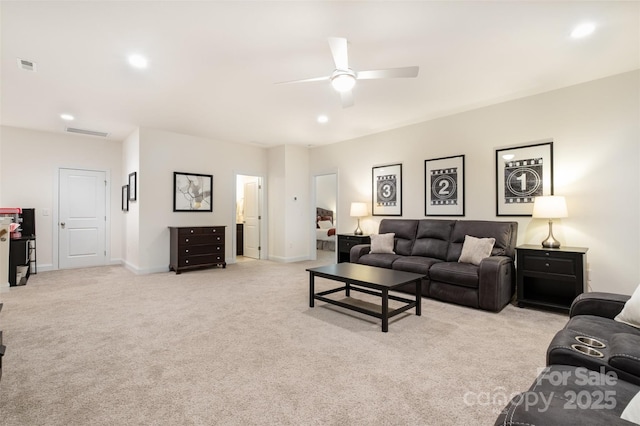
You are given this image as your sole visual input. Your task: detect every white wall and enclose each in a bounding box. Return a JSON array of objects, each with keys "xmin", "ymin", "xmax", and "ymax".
[
  {"xmin": 122, "ymin": 129, "xmax": 140, "ymax": 270},
  {"xmin": 309, "ymin": 70, "xmax": 640, "ymax": 295},
  {"xmin": 268, "ymin": 145, "xmax": 310, "ymax": 262},
  {"xmin": 0, "ymin": 126, "xmax": 123, "ymax": 269},
  {"xmin": 130, "ymin": 127, "xmax": 268, "ymax": 273},
  {"xmin": 315, "ymin": 174, "xmax": 336, "ymax": 214}
]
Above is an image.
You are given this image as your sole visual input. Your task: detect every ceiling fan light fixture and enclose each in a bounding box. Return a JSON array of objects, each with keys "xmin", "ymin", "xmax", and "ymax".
[{"xmin": 331, "ymin": 72, "xmax": 356, "ymax": 92}]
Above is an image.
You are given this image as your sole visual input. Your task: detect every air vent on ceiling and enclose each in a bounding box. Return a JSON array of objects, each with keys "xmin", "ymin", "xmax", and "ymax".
[
  {"xmin": 17, "ymin": 58, "xmax": 37, "ymax": 72},
  {"xmin": 65, "ymin": 127, "xmax": 109, "ymax": 138}
]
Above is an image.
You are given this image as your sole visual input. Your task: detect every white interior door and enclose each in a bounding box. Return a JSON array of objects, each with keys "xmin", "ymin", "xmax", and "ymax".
[
  {"xmin": 243, "ymin": 179, "xmax": 260, "ymax": 259},
  {"xmin": 59, "ymin": 168, "xmax": 107, "ymax": 269}
]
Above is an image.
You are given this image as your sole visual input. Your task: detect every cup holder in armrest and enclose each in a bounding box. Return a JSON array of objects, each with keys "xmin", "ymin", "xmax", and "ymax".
[
  {"xmin": 575, "ymin": 336, "xmax": 606, "ymax": 349},
  {"xmin": 571, "ymin": 344, "xmax": 604, "ymax": 358}
]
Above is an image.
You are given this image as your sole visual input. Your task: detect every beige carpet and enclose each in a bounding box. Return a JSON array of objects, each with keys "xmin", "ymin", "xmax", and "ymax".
[{"xmin": 0, "ymin": 254, "xmax": 567, "ymax": 425}]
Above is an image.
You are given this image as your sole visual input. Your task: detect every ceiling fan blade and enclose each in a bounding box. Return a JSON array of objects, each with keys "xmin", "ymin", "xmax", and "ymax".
[
  {"xmin": 328, "ymin": 37, "xmax": 349, "ymax": 70},
  {"xmin": 275, "ymin": 75, "xmax": 330, "ymax": 85},
  {"xmin": 357, "ymin": 66, "xmax": 419, "ymax": 80},
  {"xmin": 340, "ymin": 90, "xmax": 354, "ymax": 108}
]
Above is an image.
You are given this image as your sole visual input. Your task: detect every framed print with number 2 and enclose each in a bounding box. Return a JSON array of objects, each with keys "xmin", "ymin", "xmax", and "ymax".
[
  {"xmin": 372, "ymin": 163, "xmax": 402, "ymax": 216},
  {"xmin": 496, "ymin": 141, "xmax": 553, "ymax": 216},
  {"xmin": 425, "ymin": 155, "xmax": 465, "ymax": 216}
]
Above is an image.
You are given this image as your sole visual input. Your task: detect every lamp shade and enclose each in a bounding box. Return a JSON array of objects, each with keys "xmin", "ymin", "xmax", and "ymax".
[
  {"xmin": 532, "ymin": 196, "xmax": 568, "ymax": 219},
  {"xmin": 350, "ymin": 202, "xmax": 368, "ymax": 217}
]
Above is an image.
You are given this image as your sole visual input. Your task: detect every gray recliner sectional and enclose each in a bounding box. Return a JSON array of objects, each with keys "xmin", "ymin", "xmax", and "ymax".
[{"xmin": 349, "ymin": 218, "xmax": 518, "ymax": 312}]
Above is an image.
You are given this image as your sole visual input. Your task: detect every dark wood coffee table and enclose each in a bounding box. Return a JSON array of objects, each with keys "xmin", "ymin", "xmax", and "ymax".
[{"xmin": 306, "ymin": 263, "xmax": 424, "ymax": 332}]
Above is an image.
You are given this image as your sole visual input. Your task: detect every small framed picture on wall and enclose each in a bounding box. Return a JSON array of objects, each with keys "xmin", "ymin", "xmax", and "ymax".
[
  {"xmin": 495, "ymin": 141, "xmax": 554, "ymax": 216},
  {"xmin": 425, "ymin": 155, "xmax": 465, "ymax": 216},
  {"xmin": 122, "ymin": 185, "xmax": 129, "ymax": 212},
  {"xmin": 372, "ymin": 163, "xmax": 402, "ymax": 216}
]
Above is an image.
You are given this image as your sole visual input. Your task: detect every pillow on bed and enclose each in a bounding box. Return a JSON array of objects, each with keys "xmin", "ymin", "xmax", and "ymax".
[
  {"xmin": 318, "ymin": 220, "xmax": 333, "ymax": 230},
  {"xmin": 369, "ymin": 233, "xmax": 395, "ymax": 254}
]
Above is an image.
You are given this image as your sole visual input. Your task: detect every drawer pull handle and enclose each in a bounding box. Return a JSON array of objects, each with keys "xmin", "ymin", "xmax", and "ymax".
[
  {"xmin": 185, "ymin": 260, "xmax": 189, "ymax": 264},
  {"xmin": 185, "ymin": 249, "xmax": 189, "ymax": 253},
  {"xmin": 212, "ymin": 229, "xmax": 217, "ymax": 233},
  {"xmin": 190, "ymin": 229, "xmax": 194, "ymax": 234},
  {"xmin": 545, "ymin": 263, "xmax": 550, "ymax": 267},
  {"xmin": 185, "ymin": 238, "xmax": 189, "ymax": 243}
]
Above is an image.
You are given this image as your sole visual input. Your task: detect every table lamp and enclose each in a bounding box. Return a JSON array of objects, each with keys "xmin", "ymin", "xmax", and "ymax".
[
  {"xmin": 350, "ymin": 202, "xmax": 368, "ymax": 235},
  {"xmin": 532, "ymin": 196, "xmax": 568, "ymax": 248}
]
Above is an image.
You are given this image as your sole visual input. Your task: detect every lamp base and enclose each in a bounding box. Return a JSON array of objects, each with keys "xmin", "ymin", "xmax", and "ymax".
[
  {"xmin": 541, "ymin": 220, "xmax": 561, "ymax": 248},
  {"xmin": 354, "ymin": 218, "xmax": 363, "ymax": 236}
]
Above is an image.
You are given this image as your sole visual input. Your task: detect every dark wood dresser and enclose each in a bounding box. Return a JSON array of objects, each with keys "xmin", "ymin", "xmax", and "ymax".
[{"xmin": 168, "ymin": 226, "xmax": 226, "ymax": 274}]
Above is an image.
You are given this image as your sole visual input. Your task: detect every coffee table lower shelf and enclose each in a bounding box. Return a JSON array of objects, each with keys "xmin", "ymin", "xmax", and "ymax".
[
  {"xmin": 307, "ymin": 263, "xmax": 424, "ymax": 332},
  {"xmin": 314, "ymin": 285, "xmax": 419, "ymax": 330}
]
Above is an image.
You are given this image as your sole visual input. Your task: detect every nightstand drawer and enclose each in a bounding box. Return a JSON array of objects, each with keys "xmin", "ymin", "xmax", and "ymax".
[
  {"xmin": 339, "ymin": 239, "xmax": 361, "ymax": 252},
  {"xmin": 522, "ymin": 256, "xmax": 575, "ymax": 275}
]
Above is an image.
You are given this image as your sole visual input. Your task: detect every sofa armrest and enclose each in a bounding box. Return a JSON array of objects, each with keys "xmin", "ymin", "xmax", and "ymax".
[
  {"xmin": 478, "ymin": 255, "xmax": 515, "ymax": 312},
  {"xmin": 569, "ymin": 292, "xmax": 630, "ymax": 319},
  {"xmin": 609, "ymin": 333, "xmax": 640, "ymax": 378},
  {"xmin": 350, "ymin": 244, "xmax": 371, "ymax": 263}
]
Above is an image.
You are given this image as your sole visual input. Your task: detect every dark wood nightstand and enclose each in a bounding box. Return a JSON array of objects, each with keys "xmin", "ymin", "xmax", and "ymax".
[
  {"xmin": 516, "ymin": 245, "xmax": 588, "ymax": 313},
  {"xmin": 337, "ymin": 234, "xmax": 370, "ymax": 263}
]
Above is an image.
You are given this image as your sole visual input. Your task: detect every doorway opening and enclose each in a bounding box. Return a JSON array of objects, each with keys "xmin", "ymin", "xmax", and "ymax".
[
  {"xmin": 313, "ymin": 173, "xmax": 337, "ymax": 262},
  {"xmin": 235, "ymin": 175, "xmax": 263, "ymax": 262}
]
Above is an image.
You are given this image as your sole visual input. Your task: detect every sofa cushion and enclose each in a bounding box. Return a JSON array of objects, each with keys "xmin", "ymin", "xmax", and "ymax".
[
  {"xmin": 458, "ymin": 235, "xmax": 495, "ymax": 265},
  {"xmin": 429, "ymin": 262, "xmax": 479, "ymax": 288},
  {"xmin": 566, "ymin": 314, "xmax": 640, "ymax": 340},
  {"xmin": 410, "ymin": 219, "xmax": 454, "ymax": 259},
  {"xmin": 495, "ymin": 365, "xmax": 640, "ymax": 426},
  {"xmin": 379, "ymin": 219, "xmax": 418, "ymax": 256},
  {"xmin": 392, "ymin": 256, "xmax": 443, "ymax": 275},
  {"xmin": 610, "ymin": 333, "xmax": 640, "ymax": 378},
  {"xmin": 369, "ymin": 233, "xmax": 395, "ymax": 254},
  {"xmin": 615, "ymin": 283, "xmax": 640, "ymax": 328},
  {"xmin": 446, "ymin": 220, "xmax": 516, "ymax": 262},
  {"xmin": 357, "ymin": 253, "xmax": 402, "ymax": 269}
]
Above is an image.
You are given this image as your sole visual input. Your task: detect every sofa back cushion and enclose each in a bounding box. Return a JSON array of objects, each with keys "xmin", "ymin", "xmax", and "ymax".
[
  {"xmin": 411, "ymin": 219, "xmax": 455, "ymax": 259},
  {"xmin": 379, "ymin": 219, "xmax": 418, "ymax": 256},
  {"xmin": 446, "ymin": 220, "xmax": 518, "ymax": 262}
]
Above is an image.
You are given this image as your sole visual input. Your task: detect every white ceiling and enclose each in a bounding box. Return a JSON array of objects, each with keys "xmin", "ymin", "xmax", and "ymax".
[{"xmin": 1, "ymin": 1, "xmax": 638, "ymax": 147}]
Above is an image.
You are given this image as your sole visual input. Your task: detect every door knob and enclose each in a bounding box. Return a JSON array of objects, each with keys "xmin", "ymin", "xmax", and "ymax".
[{"xmin": 60, "ymin": 222, "xmax": 66, "ymax": 228}]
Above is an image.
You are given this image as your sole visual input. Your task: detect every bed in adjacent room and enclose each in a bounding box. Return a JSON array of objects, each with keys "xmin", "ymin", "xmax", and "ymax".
[{"xmin": 316, "ymin": 207, "xmax": 336, "ymax": 251}]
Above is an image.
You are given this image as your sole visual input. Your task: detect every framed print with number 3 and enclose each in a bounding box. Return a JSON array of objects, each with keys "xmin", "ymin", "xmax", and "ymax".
[
  {"xmin": 496, "ymin": 141, "xmax": 553, "ymax": 216},
  {"xmin": 372, "ymin": 163, "xmax": 402, "ymax": 216},
  {"xmin": 425, "ymin": 155, "xmax": 465, "ymax": 216}
]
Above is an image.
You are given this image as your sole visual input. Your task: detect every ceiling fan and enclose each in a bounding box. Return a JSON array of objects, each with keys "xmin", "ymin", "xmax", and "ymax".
[{"xmin": 277, "ymin": 37, "xmax": 419, "ymax": 108}]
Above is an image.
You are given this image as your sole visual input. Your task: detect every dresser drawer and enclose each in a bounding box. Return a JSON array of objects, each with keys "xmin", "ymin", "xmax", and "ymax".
[
  {"xmin": 178, "ymin": 234, "xmax": 224, "ymax": 246},
  {"xmin": 179, "ymin": 253, "xmax": 224, "ymax": 267},
  {"xmin": 180, "ymin": 244, "xmax": 223, "ymax": 256},
  {"xmin": 522, "ymin": 255, "xmax": 576, "ymax": 275},
  {"xmin": 178, "ymin": 227, "xmax": 225, "ymax": 236},
  {"xmin": 339, "ymin": 239, "xmax": 361, "ymax": 252}
]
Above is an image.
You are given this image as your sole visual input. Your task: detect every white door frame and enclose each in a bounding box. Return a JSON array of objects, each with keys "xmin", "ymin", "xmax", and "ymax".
[
  {"xmin": 310, "ymin": 170, "xmax": 339, "ymax": 261},
  {"xmin": 232, "ymin": 171, "xmax": 267, "ymax": 263},
  {"xmin": 53, "ymin": 167, "xmax": 111, "ymax": 270}
]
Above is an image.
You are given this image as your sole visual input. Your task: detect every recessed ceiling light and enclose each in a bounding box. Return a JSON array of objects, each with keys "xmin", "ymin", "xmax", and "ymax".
[
  {"xmin": 128, "ymin": 54, "xmax": 148, "ymax": 69},
  {"xmin": 60, "ymin": 113, "xmax": 74, "ymax": 121},
  {"xmin": 317, "ymin": 115, "xmax": 329, "ymax": 124},
  {"xmin": 571, "ymin": 22, "xmax": 596, "ymax": 39}
]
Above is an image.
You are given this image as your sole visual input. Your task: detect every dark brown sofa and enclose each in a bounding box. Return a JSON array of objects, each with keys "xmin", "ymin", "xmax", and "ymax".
[{"xmin": 350, "ymin": 219, "xmax": 518, "ymax": 312}]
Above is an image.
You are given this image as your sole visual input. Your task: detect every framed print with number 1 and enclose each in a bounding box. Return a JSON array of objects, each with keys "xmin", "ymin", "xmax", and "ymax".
[
  {"xmin": 496, "ymin": 141, "xmax": 553, "ymax": 216},
  {"xmin": 425, "ymin": 155, "xmax": 465, "ymax": 216},
  {"xmin": 372, "ymin": 163, "xmax": 402, "ymax": 216}
]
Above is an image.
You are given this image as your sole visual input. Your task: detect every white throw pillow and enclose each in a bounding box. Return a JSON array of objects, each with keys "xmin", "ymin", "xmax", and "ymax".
[
  {"xmin": 615, "ymin": 284, "xmax": 640, "ymax": 328},
  {"xmin": 369, "ymin": 233, "xmax": 396, "ymax": 254},
  {"xmin": 621, "ymin": 389, "xmax": 640, "ymax": 423},
  {"xmin": 458, "ymin": 235, "xmax": 495, "ymax": 266},
  {"xmin": 317, "ymin": 220, "xmax": 333, "ymax": 230}
]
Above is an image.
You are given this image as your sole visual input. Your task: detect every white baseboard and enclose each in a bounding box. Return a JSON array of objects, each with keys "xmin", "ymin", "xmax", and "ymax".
[{"xmin": 268, "ymin": 255, "xmax": 310, "ymax": 263}]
